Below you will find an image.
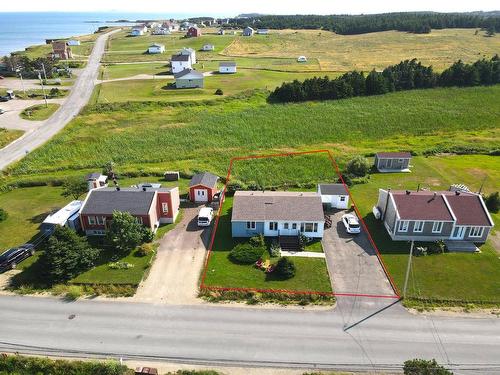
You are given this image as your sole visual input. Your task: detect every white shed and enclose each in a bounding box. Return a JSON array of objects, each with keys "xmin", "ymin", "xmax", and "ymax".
[
  {"xmin": 67, "ymin": 40, "xmax": 81, "ymax": 46},
  {"xmin": 202, "ymin": 44, "xmax": 215, "ymax": 51},
  {"xmin": 148, "ymin": 43, "xmax": 165, "ymax": 54},
  {"xmin": 317, "ymin": 184, "xmax": 349, "ymax": 209},
  {"xmin": 297, "ymin": 56, "xmax": 307, "ymax": 62},
  {"xmin": 219, "ymin": 61, "xmax": 237, "ymax": 74}
]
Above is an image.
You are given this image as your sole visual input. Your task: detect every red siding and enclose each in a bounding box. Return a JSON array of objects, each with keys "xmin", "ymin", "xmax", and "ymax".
[
  {"xmin": 80, "ymin": 213, "xmax": 151, "ymax": 232},
  {"xmin": 189, "ymin": 184, "xmax": 216, "ymax": 203},
  {"xmin": 187, "ymin": 27, "xmax": 201, "ymax": 37},
  {"xmin": 156, "ymin": 192, "xmax": 174, "ymax": 219}
]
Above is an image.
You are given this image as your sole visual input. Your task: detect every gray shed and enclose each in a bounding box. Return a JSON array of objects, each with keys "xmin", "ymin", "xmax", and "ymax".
[{"xmin": 174, "ymin": 69, "xmax": 204, "ymax": 88}]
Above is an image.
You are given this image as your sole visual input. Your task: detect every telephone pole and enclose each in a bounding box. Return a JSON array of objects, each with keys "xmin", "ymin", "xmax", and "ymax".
[{"xmin": 403, "ymin": 240, "xmax": 415, "ymax": 299}]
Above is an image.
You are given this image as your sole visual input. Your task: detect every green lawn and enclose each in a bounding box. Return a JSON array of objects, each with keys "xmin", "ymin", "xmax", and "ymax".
[
  {"xmin": 0, "ymin": 128, "xmax": 24, "ymax": 149},
  {"xmin": 101, "ymin": 63, "xmax": 171, "ymax": 80},
  {"xmin": 20, "ymin": 103, "xmax": 60, "ymax": 121},
  {"xmin": 203, "ymin": 196, "xmax": 332, "ymax": 293},
  {"xmin": 0, "ymin": 88, "xmax": 69, "ymax": 100}
]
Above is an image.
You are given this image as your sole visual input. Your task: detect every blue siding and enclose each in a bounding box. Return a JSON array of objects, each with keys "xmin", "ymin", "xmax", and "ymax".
[{"xmin": 232, "ymin": 221, "xmax": 264, "ymax": 237}]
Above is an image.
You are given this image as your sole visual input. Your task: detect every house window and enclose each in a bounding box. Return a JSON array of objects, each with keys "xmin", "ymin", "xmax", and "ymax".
[
  {"xmin": 269, "ymin": 222, "xmax": 277, "ymax": 231},
  {"xmin": 340, "ymin": 196, "xmax": 346, "ymax": 202},
  {"xmin": 413, "ymin": 221, "xmax": 424, "ymax": 233},
  {"xmin": 162, "ymin": 203, "xmax": 169, "ymax": 214},
  {"xmin": 284, "ymin": 223, "xmax": 289, "ymax": 230},
  {"xmin": 246, "ymin": 221, "xmax": 256, "ymax": 230},
  {"xmin": 304, "ymin": 223, "xmax": 314, "ymax": 232},
  {"xmin": 398, "ymin": 220, "xmax": 409, "ymax": 232},
  {"xmin": 88, "ymin": 216, "xmax": 96, "ymax": 225},
  {"xmin": 313, "ymin": 223, "xmax": 318, "ymax": 232},
  {"xmin": 292, "ymin": 223, "xmax": 297, "ymax": 230},
  {"xmin": 469, "ymin": 226, "xmax": 484, "ymax": 238},
  {"xmin": 96, "ymin": 216, "xmax": 106, "ymax": 225},
  {"xmin": 432, "ymin": 222, "xmax": 443, "ymax": 233}
]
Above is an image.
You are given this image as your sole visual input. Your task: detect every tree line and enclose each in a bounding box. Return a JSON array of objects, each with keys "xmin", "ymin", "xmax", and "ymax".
[
  {"xmin": 230, "ymin": 12, "xmax": 500, "ymax": 35},
  {"xmin": 268, "ymin": 56, "xmax": 500, "ymax": 103}
]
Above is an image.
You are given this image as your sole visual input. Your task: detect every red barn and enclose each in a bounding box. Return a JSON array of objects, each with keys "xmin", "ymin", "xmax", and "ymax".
[
  {"xmin": 189, "ymin": 172, "xmax": 218, "ymax": 203},
  {"xmin": 186, "ymin": 26, "xmax": 201, "ymax": 37},
  {"xmin": 80, "ymin": 186, "xmax": 180, "ymax": 236}
]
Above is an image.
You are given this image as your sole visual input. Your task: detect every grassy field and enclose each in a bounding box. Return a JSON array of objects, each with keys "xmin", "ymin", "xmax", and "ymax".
[
  {"xmin": 20, "ymin": 103, "xmax": 60, "ymax": 121},
  {"xmin": 203, "ymin": 196, "xmax": 332, "ymax": 292},
  {"xmin": 224, "ymin": 29, "xmax": 500, "ymax": 72},
  {"xmin": 0, "ymin": 128, "xmax": 24, "ymax": 149},
  {"xmin": 9, "ymin": 85, "xmax": 499, "ymax": 176}
]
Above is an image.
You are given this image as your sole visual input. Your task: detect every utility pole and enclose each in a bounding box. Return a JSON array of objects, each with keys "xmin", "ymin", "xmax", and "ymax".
[
  {"xmin": 41, "ymin": 62, "xmax": 47, "ymax": 82},
  {"xmin": 16, "ymin": 68, "xmax": 27, "ymax": 97},
  {"xmin": 403, "ymin": 240, "xmax": 415, "ymax": 299},
  {"xmin": 478, "ymin": 176, "xmax": 487, "ymax": 194},
  {"xmin": 38, "ymin": 72, "xmax": 48, "ymax": 108}
]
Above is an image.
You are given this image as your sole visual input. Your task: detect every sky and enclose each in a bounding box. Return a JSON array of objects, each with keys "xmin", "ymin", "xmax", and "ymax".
[{"xmin": 1, "ymin": 0, "xmax": 499, "ymax": 15}]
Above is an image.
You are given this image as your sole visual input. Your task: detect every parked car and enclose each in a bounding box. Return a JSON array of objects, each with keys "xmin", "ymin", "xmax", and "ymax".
[
  {"xmin": 0, "ymin": 96, "xmax": 9, "ymax": 102},
  {"xmin": 0, "ymin": 244, "xmax": 35, "ymax": 272},
  {"xmin": 197, "ymin": 206, "xmax": 214, "ymax": 227},
  {"xmin": 341, "ymin": 213, "xmax": 361, "ymax": 234}
]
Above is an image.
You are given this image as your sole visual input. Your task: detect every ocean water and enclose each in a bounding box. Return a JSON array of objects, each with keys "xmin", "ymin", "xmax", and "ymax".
[{"xmin": 0, "ymin": 12, "xmax": 198, "ymax": 57}]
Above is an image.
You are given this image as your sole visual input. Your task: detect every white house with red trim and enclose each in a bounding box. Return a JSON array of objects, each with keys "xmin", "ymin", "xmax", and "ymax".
[{"xmin": 188, "ymin": 172, "xmax": 218, "ymax": 203}]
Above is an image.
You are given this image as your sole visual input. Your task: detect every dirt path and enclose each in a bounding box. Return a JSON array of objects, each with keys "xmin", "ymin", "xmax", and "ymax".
[{"xmin": 134, "ymin": 207, "xmax": 210, "ymax": 305}]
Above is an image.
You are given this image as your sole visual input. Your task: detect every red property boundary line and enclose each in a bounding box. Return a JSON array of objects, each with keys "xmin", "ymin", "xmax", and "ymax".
[{"xmin": 199, "ymin": 150, "xmax": 401, "ymax": 299}]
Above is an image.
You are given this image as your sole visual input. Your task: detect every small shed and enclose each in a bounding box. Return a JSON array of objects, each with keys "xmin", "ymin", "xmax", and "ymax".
[
  {"xmin": 257, "ymin": 28, "xmax": 269, "ymax": 35},
  {"xmin": 202, "ymin": 44, "xmax": 215, "ymax": 51},
  {"xmin": 218, "ymin": 29, "xmax": 225, "ymax": 35},
  {"xmin": 148, "ymin": 43, "xmax": 165, "ymax": 54},
  {"xmin": 67, "ymin": 40, "xmax": 81, "ymax": 46},
  {"xmin": 374, "ymin": 152, "xmax": 412, "ymax": 172},
  {"xmin": 174, "ymin": 69, "xmax": 204, "ymax": 88},
  {"xmin": 317, "ymin": 184, "xmax": 349, "ymax": 209},
  {"xmin": 219, "ymin": 61, "xmax": 237, "ymax": 74},
  {"xmin": 164, "ymin": 171, "xmax": 180, "ymax": 181},
  {"xmin": 189, "ymin": 172, "xmax": 218, "ymax": 203},
  {"xmin": 242, "ymin": 27, "xmax": 254, "ymax": 36},
  {"xmin": 186, "ymin": 26, "xmax": 201, "ymax": 37},
  {"xmin": 297, "ymin": 56, "xmax": 307, "ymax": 62},
  {"xmin": 85, "ymin": 172, "xmax": 108, "ymax": 190}
]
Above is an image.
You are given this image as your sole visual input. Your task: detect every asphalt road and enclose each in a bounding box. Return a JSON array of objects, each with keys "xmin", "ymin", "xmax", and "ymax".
[
  {"xmin": 0, "ymin": 30, "xmax": 119, "ymax": 171},
  {"xmin": 0, "ymin": 295, "xmax": 498, "ymax": 373}
]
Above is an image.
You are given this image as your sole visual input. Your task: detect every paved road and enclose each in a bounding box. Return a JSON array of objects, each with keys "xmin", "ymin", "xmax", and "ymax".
[
  {"xmin": 0, "ymin": 98, "xmax": 66, "ymax": 131},
  {"xmin": 0, "ymin": 30, "xmax": 119, "ymax": 170},
  {"xmin": 0, "ymin": 296, "xmax": 498, "ymax": 373}
]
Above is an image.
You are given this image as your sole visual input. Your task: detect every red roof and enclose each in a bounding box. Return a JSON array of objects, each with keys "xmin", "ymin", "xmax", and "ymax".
[
  {"xmin": 444, "ymin": 193, "xmax": 492, "ymax": 226},
  {"xmin": 392, "ymin": 191, "xmax": 453, "ymax": 221},
  {"xmin": 376, "ymin": 152, "xmax": 412, "ymax": 158}
]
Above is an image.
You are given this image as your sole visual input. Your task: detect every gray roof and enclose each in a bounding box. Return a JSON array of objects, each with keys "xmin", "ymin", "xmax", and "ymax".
[
  {"xmin": 189, "ymin": 172, "xmax": 218, "ymax": 188},
  {"xmin": 376, "ymin": 152, "xmax": 412, "ymax": 159},
  {"xmin": 174, "ymin": 69, "xmax": 204, "ymax": 79},
  {"xmin": 85, "ymin": 172, "xmax": 102, "ymax": 180},
  {"xmin": 231, "ymin": 191, "xmax": 324, "ymax": 222},
  {"xmin": 318, "ymin": 183, "xmax": 348, "ymax": 196},
  {"xmin": 171, "ymin": 54, "xmax": 190, "ymax": 62},
  {"xmin": 220, "ymin": 61, "xmax": 236, "ymax": 67},
  {"xmin": 81, "ymin": 188, "xmax": 158, "ymax": 215}
]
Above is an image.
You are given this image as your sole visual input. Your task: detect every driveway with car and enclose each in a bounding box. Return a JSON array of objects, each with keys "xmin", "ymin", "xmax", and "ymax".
[
  {"xmin": 134, "ymin": 206, "xmax": 211, "ymax": 305},
  {"xmin": 322, "ymin": 210, "xmax": 395, "ymax": 296}
]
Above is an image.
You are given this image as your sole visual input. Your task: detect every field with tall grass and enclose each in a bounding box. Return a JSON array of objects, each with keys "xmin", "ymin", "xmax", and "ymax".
[{"xmin": 0, "ymin": 128, "xmax": 23, "ymax": 149}]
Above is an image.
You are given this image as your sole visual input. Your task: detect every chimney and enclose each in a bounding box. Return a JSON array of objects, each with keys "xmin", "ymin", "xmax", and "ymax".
[
  {"xmin": 142, "ymin": 187, "xmax": 147, "ymax": 192},
  {"xmin": 455, "ymin": 190, "xmax": 460, "ymax": 195},
  {"xmin": 382, "ymin": 188, "xmax": 391, "ymax": 221},
  {"xmin": 406, "ymin": 190, "xmax": 411, "ymax": 195}
]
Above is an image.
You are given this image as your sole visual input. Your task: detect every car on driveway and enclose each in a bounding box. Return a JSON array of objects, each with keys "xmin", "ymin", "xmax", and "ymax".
[
  {"xmin": 0, "ymin": 96, "xmax": 9, "ymax": 102},
  {"xmin": 197, "ymin": 207, "xmax": 214, "ymax": 227},
  {"xmin": 0, "ymin": 244, "xmax": 35, "ymax": 272},
  {"xmin": 341, "ymin": 213, "xmax": 361, "ymax": 234}
]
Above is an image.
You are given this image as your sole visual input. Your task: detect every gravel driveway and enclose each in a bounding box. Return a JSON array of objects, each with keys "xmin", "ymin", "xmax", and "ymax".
[{"xmin": 134, "ymin": 206, "xmax": 211, "ymax": 305}]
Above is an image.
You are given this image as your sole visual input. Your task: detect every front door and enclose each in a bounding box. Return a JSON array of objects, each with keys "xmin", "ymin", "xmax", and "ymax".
[
  {"xmin": 450, "ymin": 226, "xmax": 466, "ymax": 240},
  {"xmin": 195, "ymin": 189, "xmax": 208, "ymax": 202}
]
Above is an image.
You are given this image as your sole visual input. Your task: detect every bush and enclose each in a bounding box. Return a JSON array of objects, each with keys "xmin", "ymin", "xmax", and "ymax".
[
  {"xmin": 345, "ymin": 155, "xmax": 371, "ymax": 177},
  {"xmin": 214, "ymin": 88, "xmax": 224, "ymax": 95},
  {"xmin": 484, "ymin": 191, "xmax": 499, "ymax": 213},
  {"xmin": 136, "ymin": 243, "xmax": 155, "ymax": 257},
  {"xmin": 49, "ymin": 87, "xmax": 60, "ymax": 97},
  {"xmin": 275, "ymin": 257, "xmax": 296, "ymax": 279},
  {"xmin": 298, "ymin": 234, "xmax": 308, "ymax": 251},
  {"xmin": 403, "ymin": 358, "xmax": 453, "ymax": 375},
  {"xmin": 269, "ymin": 240, "xmax": 281, "ymax": 257},
  {"xmin": 108, "ymin": 261, "xmax": 134, "ymax": 270},
  {"xmin": 106, "ymin": 211, "xmax": 146, "ymax": 252},
  {"xmin": 65, "ymin": 285, "xmax": 83, "ymax": 300},
  {"xmin": 0, "ymin": 208, "xmax": 7, "ymax": 222},
  {"xmin": 141, "ymin": 226, "xmax": 155, "ymax": 243},
  {"xmin": 249, "ymin": 234, "xmax": 265, "ymax": 248},
  {"xmin": 229, "ymin": 243, "xmax": 264, "ymax": 264}
]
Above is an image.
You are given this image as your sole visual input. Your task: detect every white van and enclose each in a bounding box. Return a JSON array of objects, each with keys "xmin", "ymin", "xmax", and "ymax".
[{"xmin": 197, "ymin": 207, "xmax": 214, "ymax": 227}]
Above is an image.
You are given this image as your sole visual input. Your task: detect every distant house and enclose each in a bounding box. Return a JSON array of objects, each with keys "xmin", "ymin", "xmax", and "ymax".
[
  {"xmin": 376, "ymin": 189, "xmax": 494, "ymax": 249},
  {"xmin": 317, "ymin": 184, "xmax": 349, "ymax": 209},
  {"xmin": 171, "ymin": 54, "xmax": 192, "ymax": 73},
  {"xmin": 257, "ymin": 28, "xmax": 269, "ymax": 35},
  {"xmin": 218, "ymin": 28, "xmax": 225, "ymax": 35},
  {"xmin": 67, "ymin": 40, "xmax": 81, "ymax": 46},
  {"xmin": 242, "ymin": 27, "xmax": 254, "ymax": 36},
  {"xmin": 51, "ymin": 41, "xmax": 72, "ymax": 60},
  {"xmin": 189, "ymin": 172, "xmax": 218, "ymax": 203},
  {"xmin": 152, "ymin": 27, "xmax": 170, "ymax": 35},
  {"xmin": 130, "ymin": 27, "xmax": 145, "ymax": 36},
  {"xmin": 162, "ymin": 21, "xmax": 179, "ymax": 32},
  {"xmin": 174, "ymin": 69, "xmax": 204, "ymax": 88},
  {"xmin": 374, "ymin": 152, "xmax": 412, "ymax": 172},
  {"xmin": 186, "ymin": 26, "xmax": 201, "ymax": 37},
  {"xmin": 80, "ymin": 186, "xmax": 180, "ymax": 236},
  {"xmin": 41, "ymin": 200, "xmax": 82, "ymax": 234},
  {"xmin": 85, "ymin": 172, "xmax": 108, "ymax": 191},
  {"xmin": 297, "ymin": 56, "xmax": 307, "ymax": 62},
  {"xmin": 231, "ymin": 191, "xmax": 325, "ymax": 238},
  {"xmin": 202, "ymin": 44, "xmax": 215, "ymax": 51},
  {"xmin": 179, "ymin": 47, "xmax": 196, "ymax": 64},
  {"xmin": 219, "ymin": 61, "xmax": 237, "ymax": 74},
  {"xmin": 148, "ymin": 43, "xmax": 165, "ymax": 54}
]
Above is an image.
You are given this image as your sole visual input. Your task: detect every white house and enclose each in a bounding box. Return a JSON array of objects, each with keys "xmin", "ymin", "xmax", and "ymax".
[
  {"xmin": 317, "ymin": 184, "xmax": 350, "ymax": 209},
  {"xmin": 67, "ymin": 40, "xmax": 81, "ymax": 46},
  {"xmin": 219, "ymin": 61, "xmax": 237, "ymax": 74},
  {"xmin": 131, "ymin": 27, "xmax": 145, "ymax": 36},
  {"xmin": 297, "ymin": 56, "xmax": 308, "ymax": 62},
  {"xmin": 152, "ymin": 27, "xmax": 170, "ymax": 35},
  {"xmin": 148, "ymin": 43, "xmax": 165, "ymax": 54},
  {"xmin": 218, "ymin": 28, "xmax": 225, "ymax": 35},
  {"xmin": 179, "ymin": 47, "xmax": 196, "ymax": 64},
  {"xmin": 171, "ymin": 54, "xmax": 192, "ymax": 73},
  {"xmin": 242, "ymin": 27, "xmax": 254, "ymax": 36},
  {"xmin": 202, "ymin": 44, "xmax": 215, "ymax": 51},
  {"xmin": 257, "ymin": 28, "xmax": 269, "ymax": 35}
]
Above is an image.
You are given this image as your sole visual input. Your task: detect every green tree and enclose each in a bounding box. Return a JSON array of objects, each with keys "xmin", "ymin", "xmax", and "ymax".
[
  {"xmin": 61, "ymin": 178, "xmax": 88, "ymax": 200},
  {"xmin": 365, "ymin": 70, "xmax": 388, "ymax": 95},
  {"xmin": 486, "ymin": 25, "xmax": 496, "ymax": 37},
  {"xmin": 0, "ymin": 208, "xmax": 7, "ymax": 222},
  {"xmin": 275, "ymin": 257, "xmax": 296, "ymax": 279},
  {"xmin": 42, "ymin": 226, "xmax": 98, "ymax": 283},
  {"xmin": 102, "ymin": 160, "xmax": 116, "ymax": 178},
  {"xmin": 403, "ymin": 359, "xmax": 453, "ymax": 375},
  {"xmin": 345, "ymin": 155, "xmax": 371, "ymax": 177},
  {"xmin": 106, "ymin": 211, "xmax": 146, "ymax": 252},
  {"xmin": 484, "ymin": 191, "xmax": 499, "ymax": 213}
]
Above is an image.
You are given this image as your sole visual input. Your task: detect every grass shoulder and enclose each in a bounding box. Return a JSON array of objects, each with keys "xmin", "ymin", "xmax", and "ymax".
[
  {"xmin": 0, "ymin": 128, "xmax": 24, "ymax": 149},
  {"xmin": 20, "ymin": 103, "xmax": 60, "ymax": 121}
]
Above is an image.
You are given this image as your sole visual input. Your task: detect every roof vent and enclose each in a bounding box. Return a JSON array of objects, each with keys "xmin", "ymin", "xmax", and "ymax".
[
  {"xmin": 455, "ymin": 191, "xmax": 460, "ymax": 196},
  {"xmin": 142, "ymin": 187, "xmax": 147, "ymax": 192},
  {"xmin": 405, "ymin": 190, "xmax": 411, "ymax": 195},
  {"xmin": 116, "ymin": 186, "xmax": 120, "ymax": 191}
]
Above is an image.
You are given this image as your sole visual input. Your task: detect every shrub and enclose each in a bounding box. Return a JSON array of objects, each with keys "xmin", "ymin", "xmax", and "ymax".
[
  {"xmin": 0, "ymin": 208, "xmax": 7, "ymax": 222},
  {"xmin": 403, "ymin": 358, "xmax": 452, "ymax": 375},
  {"xmin": 106, "ymin": 211, "xmax": 146, "ymax": 252},
  {"xmin": 49, "ymin": 87, "xmax": 60, "ymax": 97},
  {"xmin": 345, "ymin": 155, "xmax": 371, "ymax": 177},
  {"xmin": 275, "ymin": 257, "xmax": 296, "ymax": 279},
  {"xmin": 269, "ymin": 240, "xmax": 281, "ymax": 257},
  {"xmin": 229, "ymin": 243, "xmax": 264, "ymax": 264},
  {"xmin": 249, "ymin": 234, "xmax": 265, "ymax": 248},
  {"xmin": 141, "ymin": 226, "xmax": 155, "ymax": 243},
  {"xmin": 484, "ymin": 191, "xmax": 499, "ymax": 213},
  {"xmin": 65, "ymin": 285, "xmax": 83, "ymax": 300},
  {"xmin": 108, "ymin": 261, "xmax": 134, "ymax": 270},
  {"xmin": 214, "ymin": 88, "xmax": 224, "ymax": 95},
  {"xmin": 136, "ymin": 243, "xmax": 155, "ymax": 257},
  {"xmin": 298, "ymin": 234, "xmax": 308, "ymax": 251}
]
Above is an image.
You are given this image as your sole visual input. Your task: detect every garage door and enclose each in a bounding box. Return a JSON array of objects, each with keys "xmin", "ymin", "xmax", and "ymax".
[{"xmin": 194, "ymin": 188, "xmax": 208, "ymax": 202}]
